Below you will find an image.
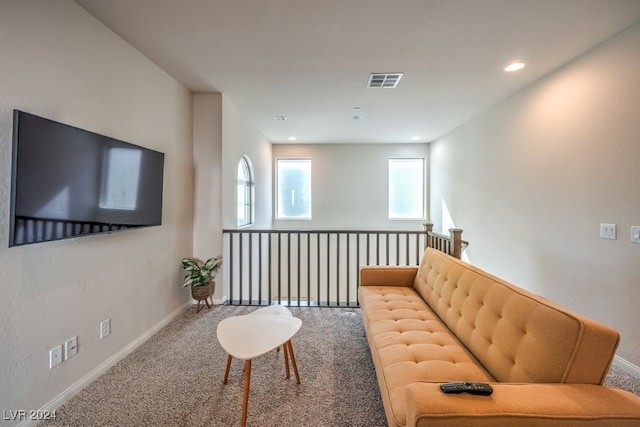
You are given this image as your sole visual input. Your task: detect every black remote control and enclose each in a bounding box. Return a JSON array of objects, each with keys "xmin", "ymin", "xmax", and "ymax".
[{"xmin": 440, "ymin": 382, "xmax": 494, "ymax": 396}]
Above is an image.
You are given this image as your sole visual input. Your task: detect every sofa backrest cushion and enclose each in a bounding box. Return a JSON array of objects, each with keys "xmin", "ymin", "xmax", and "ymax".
[{"xmin": 413, "ymin": 248, "xmax": 619, "ymax": 384}]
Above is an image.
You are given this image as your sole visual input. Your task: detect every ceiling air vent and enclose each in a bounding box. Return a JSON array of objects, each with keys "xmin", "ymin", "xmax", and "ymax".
[{"xmin": 367, "ymin": 73, "xmax": 403, "ymax": 88}]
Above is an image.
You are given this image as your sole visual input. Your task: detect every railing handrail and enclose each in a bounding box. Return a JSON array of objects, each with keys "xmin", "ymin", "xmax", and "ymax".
[
  {"xmin": 224, "ymin": 227, "xmax": 467, "ymax": 259},
  {"xmin": 222, "ymin": 226, "xmax": 467, "ymax": 307},
  {"xmin": 423, "ymin": 223, "xmax": 468, "ymax": 259},
  {"xmin": 223, "ymin": 228, "xmax": 429, "ymax": 234}
]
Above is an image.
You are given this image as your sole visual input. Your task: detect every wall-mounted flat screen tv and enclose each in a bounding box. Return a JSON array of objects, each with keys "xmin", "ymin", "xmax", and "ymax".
[{"xmin": 9, "ymin": 110, "xmax": 165, "ymax": 247}]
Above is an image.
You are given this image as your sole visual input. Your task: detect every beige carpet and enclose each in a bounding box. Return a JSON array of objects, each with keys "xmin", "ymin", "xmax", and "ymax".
[
  {"xmin": 40, "ymin": 304, "xmax": 640, "ymax": 427},
  {"xmin": 605, "ymin": 363, "xmax": 640, "ymax": 396},
  {"xmin": 40, "ymin": 305, "xmax": 387, "ymax": 427}
]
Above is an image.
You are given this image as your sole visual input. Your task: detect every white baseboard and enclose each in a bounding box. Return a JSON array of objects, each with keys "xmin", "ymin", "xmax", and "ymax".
[
  {"xmin": 18, "ymin": 301, "xmax": 191, "ymax": 427},
  {"xmin": 212, "ymin": 294, "xmax": 227, "ymax": 305},
  {"xmin": 613, "ymin": 355, "xmax": 640, "ymax": 378}
]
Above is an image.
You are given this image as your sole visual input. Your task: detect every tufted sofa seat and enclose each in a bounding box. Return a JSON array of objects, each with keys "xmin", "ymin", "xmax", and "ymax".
[{"xmin": 359, "ymin": 248, "xmax": 640, "ymax": 427}]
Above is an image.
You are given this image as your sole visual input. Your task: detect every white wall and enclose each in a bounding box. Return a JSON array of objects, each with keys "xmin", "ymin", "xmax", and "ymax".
[
  {"xmin": 192, "ymin": 95, "xmax": 223, "ymax": 252},
  {"xmin": 221, "ymin": 97, "xmax": 273, "ymax": 230},
  {"xmin": 430, "ymin": 23, "xmax": 640, "ymax": 366},
  {"xmin": 192, "ymin": 93, "xmax": 224, "ymax": 301},
  {"xmin": 0, "ymin": 1, "xmax": 194, "ymax": 421},
  {"xmin": 219, "ymin": 97, "xmax": 272, "ymax": 302},
  {"xmin": 272, "ymin": 143, "xmax": 430, "ymax": 230}
]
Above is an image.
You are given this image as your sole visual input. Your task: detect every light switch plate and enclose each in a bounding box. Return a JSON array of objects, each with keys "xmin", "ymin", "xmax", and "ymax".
[
  {"xmin": 631, "ymin": 226, "xmax": 640, "ymax": 244},
  {"xmin": 65, "ymin": 336, "xmax": 78, "ymax": 359},
  {"xmin": 600, "ymin": 223, "xmax": 616, "ymax": 240}
]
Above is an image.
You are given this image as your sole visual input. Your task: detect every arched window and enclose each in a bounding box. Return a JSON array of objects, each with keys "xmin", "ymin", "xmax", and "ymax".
[{"xmin": 237, "ymin": 156, "xmax": 254, "ymax": 227}]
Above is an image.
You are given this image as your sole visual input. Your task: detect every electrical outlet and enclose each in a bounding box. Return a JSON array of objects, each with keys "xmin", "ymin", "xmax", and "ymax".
[
  {"xmin": 631, "ymin": 226, "xmax": 640, "ymax": 244},
  {"xmin": 49, "ymin": 345, "xmax": 62, "ymax": 369},
  {"xmin": 65, "ymin": 336, "xmax": 78, "ymax": 359},
  {"xmin": 100, "ymin": 319, "xmax": 110, "ymax": 339}
]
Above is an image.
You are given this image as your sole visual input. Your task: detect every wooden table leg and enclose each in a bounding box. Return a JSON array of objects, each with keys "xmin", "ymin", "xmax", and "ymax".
[
  {"xmin": 283, "ymin": 342, "xmax": 290, "ymax": 379},
  {"xmin": 223, "ymin": 355, "xmax": 232, "ymax": 384},
  {"xmin": 242, "ymin": 359, "xmax": 252, "ymax": 427},
  {"xmin": 286, "ymin": 340, "xmax": 300, "ymax": 385}
]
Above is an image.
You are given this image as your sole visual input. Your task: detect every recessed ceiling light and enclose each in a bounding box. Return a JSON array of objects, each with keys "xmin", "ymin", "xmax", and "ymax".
[
  {"xmin": 275, "ymin": 115, "xmax": 287, "ymax": 121},
  {"xmin": 288, "ymin": 136, "xmax": 297, "ymax": 141},
  {"xmin": 411, "ymin": 136, "xmax": 421, "ymax": 141},
  {"xmin": 504, "ymin": 62, "xmax": 526, "ymax": 72}
]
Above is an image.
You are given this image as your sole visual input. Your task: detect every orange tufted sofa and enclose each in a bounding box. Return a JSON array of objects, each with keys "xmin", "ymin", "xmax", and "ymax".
[{"xmin": 359, "ymin": 247, "xmax": 640, "ymax": 427}]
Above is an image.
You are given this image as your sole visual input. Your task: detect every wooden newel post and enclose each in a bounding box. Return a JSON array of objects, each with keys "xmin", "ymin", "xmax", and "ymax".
[
  {"xmin": 449, "ymin": 228, "xmax": 463, "ymax": 259},
  {"xmin": 424, "ymin": 223, "xmax": 434, "ymax": 249}
]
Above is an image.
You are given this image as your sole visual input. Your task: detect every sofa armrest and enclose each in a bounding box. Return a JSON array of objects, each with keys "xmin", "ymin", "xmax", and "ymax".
[
  {"xmin": 359, "ymin": 265, "xmax": 418, "ymax": 287},
  {"xmin": 406, "ymin": 382, "xmax": 640, "ymax": 427}
]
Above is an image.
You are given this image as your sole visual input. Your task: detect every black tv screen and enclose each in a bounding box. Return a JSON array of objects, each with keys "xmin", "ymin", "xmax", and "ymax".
[{"xmin": 9, "ymin": 110, "xmax": 164, "ymax": 247}]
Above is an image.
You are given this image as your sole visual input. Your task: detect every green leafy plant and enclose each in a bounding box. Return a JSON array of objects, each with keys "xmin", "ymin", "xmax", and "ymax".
[{"xmin": 181, "ymin": 257, "xmax": 220, "ymax": 287}]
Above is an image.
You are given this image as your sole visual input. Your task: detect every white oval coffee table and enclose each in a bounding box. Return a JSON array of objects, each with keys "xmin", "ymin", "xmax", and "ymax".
[{"xmin": 217, "ymin": 306, "xmax": 302, "ymax": 427}]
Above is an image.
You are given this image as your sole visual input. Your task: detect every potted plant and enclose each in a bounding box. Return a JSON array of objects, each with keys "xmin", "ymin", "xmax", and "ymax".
[{"xmin": 181, "ymin": 257, "xmax": 221, "ymax": 312}]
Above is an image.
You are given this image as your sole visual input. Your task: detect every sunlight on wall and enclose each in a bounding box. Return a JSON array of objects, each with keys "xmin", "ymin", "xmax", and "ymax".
[
  {"xmin": 441, "ymin": 199, "xmax": 454, "ymax": 234},
  {"xmin": 442, "ymin": 199, "xmax": 470, "ymax": 263}
]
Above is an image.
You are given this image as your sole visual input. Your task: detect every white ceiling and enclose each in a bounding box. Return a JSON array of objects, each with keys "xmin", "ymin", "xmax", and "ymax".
[{"xmin": 75, "ymin": 0, "xmax": 640, "ymax": 144}]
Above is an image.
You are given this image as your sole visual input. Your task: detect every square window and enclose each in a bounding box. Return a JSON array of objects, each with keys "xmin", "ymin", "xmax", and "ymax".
[
  {"xmin": 276, "ymin": 158, "xmax": 311, "ymax": 219},
  {"xmin": 388, "ymin": 158, "xmax": 425, "ymax": 219}
]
